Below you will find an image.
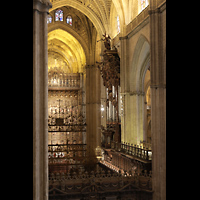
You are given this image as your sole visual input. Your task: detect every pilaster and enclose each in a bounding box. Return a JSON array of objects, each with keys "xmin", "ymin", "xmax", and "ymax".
[
  {"xmin": 119, "ymin": 36, "xmax": 128, "ymax": 143},
  {"xmin": 119, "ymin": 36, "xmax": 129, "ymax": 93},
  {"xmin": 33, "ymin": 1, "xmax": 52, "ymax": 200},
  {"xmin": 85, "ymin": 64, "xmax": 101, "ymax": 162},
  {"xmin": 123, "ymin": 91, "xmax": 145, "ymax": 145}
]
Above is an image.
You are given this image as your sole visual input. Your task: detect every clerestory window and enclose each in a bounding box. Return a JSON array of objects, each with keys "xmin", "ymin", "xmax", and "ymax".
[
  {"xmin": 66, "ymin": 16, "xmax": 72, "ymax": 26},
  {"xmin": 141, "ymin": 0, "xmax": 149, "ymax": 11},
  {"xmin": 55, "ymin": 9, "xmax": 63, "ymax": 21}
]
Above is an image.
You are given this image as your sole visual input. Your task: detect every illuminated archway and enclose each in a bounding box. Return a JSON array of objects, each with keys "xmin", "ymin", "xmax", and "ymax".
[
  {"xmin": 48, "ymin": 29, "xmax": 86, "ymax": 73},
  {"xmin": 48, "ymin": 23, "xmax": 90, "ymax": 64}
]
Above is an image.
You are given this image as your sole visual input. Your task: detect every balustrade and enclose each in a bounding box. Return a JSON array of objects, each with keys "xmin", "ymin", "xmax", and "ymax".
[
  {"xmin": 49, "ymin": 167, "xmax": 152, "ymax": 184},
  {"xmin": 110, "ymin": 141, "xmax": 152, "ymax": 161},
  {"xmin": 48, "ymin": 73, "xmax": 80, "ymax": 88},
  {"xmin": 140, "ymin": 140, "xmax": 152, "ymax": 149},
  {"xmin": 48, "ymin": 167, "xmax": 152, "ymax": 200}
]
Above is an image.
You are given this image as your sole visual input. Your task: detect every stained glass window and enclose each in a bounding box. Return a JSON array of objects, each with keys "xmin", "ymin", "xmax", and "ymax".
[
  {"xmin": 55, "ymin": 9, "xmax": 63, "ymax": 21},
  {"xmin": 66, "ymin": 16, "xmax": 72, "ymax": 26},
  {"xmin": 141, "ymin": 0, "xmax": 149, "ymax": 11},
  {"xmin": 117, "ymin": 16, "xmax": 120, "ymax": 34},
  {"xmin": 47, "ymin": 15, "xmax": 52, "ymax": 24}
]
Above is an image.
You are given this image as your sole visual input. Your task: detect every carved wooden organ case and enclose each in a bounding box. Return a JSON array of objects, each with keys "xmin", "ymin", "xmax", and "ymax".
[{"xmin": 97, "ymin": 37, "xmax": 121, "ymax": 147}]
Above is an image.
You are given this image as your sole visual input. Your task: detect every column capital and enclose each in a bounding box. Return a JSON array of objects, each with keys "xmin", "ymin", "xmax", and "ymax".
[
  {"xmin": 33, "ymin": 0, "xmax": 52, "ymax": 13},
  {"xmin": 148, "ymin": 1, "xmax": 166, "ymax": 15},
  {"xmin": 119, "ymin": 36, "xmax": 128, "ymax": 40}
]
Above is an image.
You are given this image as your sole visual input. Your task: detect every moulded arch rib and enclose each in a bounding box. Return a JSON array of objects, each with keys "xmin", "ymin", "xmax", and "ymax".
[
  {"xmin": 48, "ymin": 23, "xmax": 90, "ymax": 64},
  {"xmin": 48, "ymin": 29, "xmax": 86, "ymax": 73}
]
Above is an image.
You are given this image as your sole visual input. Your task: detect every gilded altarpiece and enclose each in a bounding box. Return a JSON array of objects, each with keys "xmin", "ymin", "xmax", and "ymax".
[{"xmin": 48, "ymin": 69, "xmax": 86, "ymax": 173}]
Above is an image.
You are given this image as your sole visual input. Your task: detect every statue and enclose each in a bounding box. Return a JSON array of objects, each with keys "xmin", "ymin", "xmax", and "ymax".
[{"xmin": 97, "ymin": 32, "xmax": 111, "ymax": 50}]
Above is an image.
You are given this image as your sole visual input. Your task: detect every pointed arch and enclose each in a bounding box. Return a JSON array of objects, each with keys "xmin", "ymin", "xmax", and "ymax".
[
  {"xmin": 130, "ymin": 34, "xmax": 150, "ymax": 92},
  {"xmin": 66, "ymin": 15, "xmax": 72, "ymax": 26},
  {"xmin": 48, "ymin": 28, "xmax": 87, "ymax": 73},
  {"xmin": 126, "ymin": 34, "xmax": 150, "ymax": 145},
  {"xmin": 55, "ymin": 9, "xmax": 63, "ymax": 21},
  {"xmin": 48, "ymin": 23, "xmax": 90, "ymax": 65}
]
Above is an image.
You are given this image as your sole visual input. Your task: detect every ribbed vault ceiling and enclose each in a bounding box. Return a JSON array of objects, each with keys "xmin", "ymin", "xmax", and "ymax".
[{"xmin": 48, "ymin": 29, "xmax": 86, "ymax": 73}]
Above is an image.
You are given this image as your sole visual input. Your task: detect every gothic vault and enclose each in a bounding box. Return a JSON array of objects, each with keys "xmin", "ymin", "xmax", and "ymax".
[{"xmin": 33, "ymin": 0, "xmax": 166, "ymax": 199}]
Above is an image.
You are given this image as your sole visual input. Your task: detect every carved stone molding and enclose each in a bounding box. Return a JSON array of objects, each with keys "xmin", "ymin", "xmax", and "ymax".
[
  {"xmin": 33, "ymin": 0, "xmax": 52, "ymax": 13},
  {"xmin": 121, "ymin": 91, "xmax": 145, "ymax": 96},
  {"xmin": 148, "ymin": 1, "xmax": 166, "ymax": 15},
  {"xmin": 130, "ymin": 91, "xmax": 145, "ymax": 96},
  {"xmin": 119, "ymin": 36, "xmax": 128, "ymax": 40},
  {"xmin": 34, "ymin": 0, "xmax": 52, "ymax": 5}
]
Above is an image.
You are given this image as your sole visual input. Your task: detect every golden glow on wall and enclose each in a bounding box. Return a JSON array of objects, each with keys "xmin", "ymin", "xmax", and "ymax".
[
  {"xmin": 146, "ymin": 86, "xmax": 151, "ymax": 108},
  {"xmin": 48, "ymin": 29, "xmax": 86, "ymax": 73}
]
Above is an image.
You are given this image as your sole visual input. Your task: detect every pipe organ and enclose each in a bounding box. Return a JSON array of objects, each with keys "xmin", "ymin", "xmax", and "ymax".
[{"xmin": 97, "ymin": 34, "xmax": 121, "ymax": 147}]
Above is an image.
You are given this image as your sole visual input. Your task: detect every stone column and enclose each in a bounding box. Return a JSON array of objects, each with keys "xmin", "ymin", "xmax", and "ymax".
[
  {"xmin": 33, "ymin": 1, "xmax": 52, "ymax": 200},
  {"xmin": 86, "ymin": 64, "xmax": 101, "ymax": 163},
  {"xmin": 119, "ymin": 36, "xmax": 128, "ymax": 143},
  {"xmin": 149, "ymin": 1, "xmax": 166, "ymax": 200}
]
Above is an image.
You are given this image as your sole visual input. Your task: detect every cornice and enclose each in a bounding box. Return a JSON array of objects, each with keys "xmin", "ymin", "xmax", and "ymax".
[
  {"xmin": 127, "ymin": 17, "xmax": 149, "ymax": 39},
  {"xmin": 148, "ymin": 1, "xmax": 166, "ymax": 15},
  {"xmin": 121, "ymin": 91, "xmax": 145, "ymax": 96},
  {"xmin": 130, "ymin": 91, "xmax": 145, "ymax": 96},
  {"xmin": 119, "ymin": 36, "xmax": 128, "ymax": 41},
  {"xmin": 33, "ymin": 0, "xmax": 52, "ymax": 13}
]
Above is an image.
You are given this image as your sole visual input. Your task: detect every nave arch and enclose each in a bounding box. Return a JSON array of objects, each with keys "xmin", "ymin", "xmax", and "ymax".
[
  {"xmin": 48, "ymin": 28, "xmax": 86, "ymax": 74},
  {"xmin": 48, "ymin": 23, "xmax": 90, "ymax": 65},
  {"xmin": 130, "ymin": 34, "xmax": 150, "ymax": 92},
  {"xmin": 124, "ymin": 34, "xmax": 150, "ymax": 145}
]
